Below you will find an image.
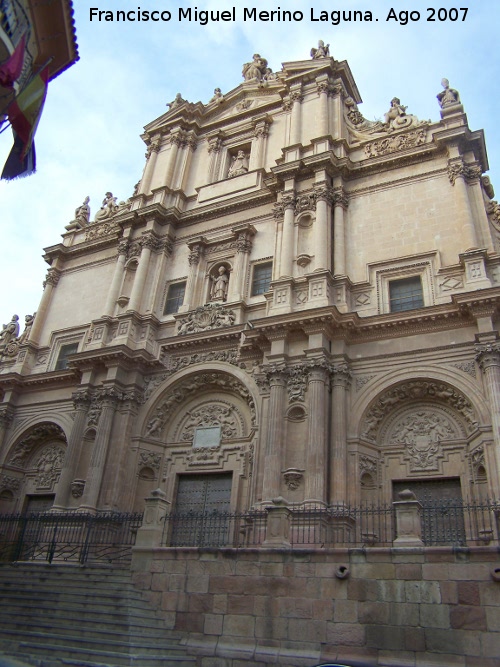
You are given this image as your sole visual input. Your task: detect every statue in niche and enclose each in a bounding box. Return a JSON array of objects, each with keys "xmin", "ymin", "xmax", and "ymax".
[
  {"xmin": 74, "ymin": 196, "xmax": 90, "ymax": 226},
  {"xmin": 94, "ymin": 192, "xmax": 118, "ymax": 222},
  {"xmin": 209, "ymin": 87, "xmax": 224, "ymax": 103},
  {"xmin": 227, "ymin": 150, "xmax": 249, "ymax": 178},
  {"xmin": 311, "ymin": 40, "xmax": 330, "ymax": 59},
  {"xmin": 437, "ymin": 78, "xmax": 460, "ymax": 108},
  {"xmin": 242, "ymin": 54, "xmax": 269, "ymax": 82},
  {"xmin": 210, "ymin": 266, "xmax": 229, "ymax": 302},
  {"xmin": 0, "ymin": 315, "xmax": 19, "ymax": 349}
]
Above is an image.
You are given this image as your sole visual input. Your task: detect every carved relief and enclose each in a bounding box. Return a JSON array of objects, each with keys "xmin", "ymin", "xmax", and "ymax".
[
  {"xmin": 0, "ymin": 474, "xmax": 21, "ymax": 492},
  {"xmin": 362, "ymin": 380, "xmax": 476, "ymax": 441},
  {"xmin": 177, "ymin": 303, "xmax": 235, "ymax": 335},
  {"xmin": 33, "ymin": 445, "xmax": 65, "ymax": 489},
  {"xmin": 71, "ymin": 479, "xmax": 85, "ymax": 498},
  {"xmin": 283, "ymin": 469, "xmax": 304, "ymax": 490},
  {"xmin": 9, "ymin": 424, "xmax": 66, "ymax": 468},
  {"xmin": 85, "ymin": 220, "xmax": 120, "ymax": 242},
  {"xmin": 448, "ymin": 159, "xmax": 483, "ymax": 185},
  {"xmin": 355, "ymin": 375, "xmax": 376, "ymax": 392},
  {"xmin": 364, "ymin": 128, "xmax": 427, "ymax": 158},
  {"xmin": 295, "ymin": 193, "xmax": 316, "ymax": 214},
  {"xmin": 138, "ymin": 451, "xmax": 162, "ymax": 470},
  {"xmin": 439, "ymin": 276, "xmax": 464, "ymax": 292},
  {"xmin": 287, "ymin": 365, "xmax": 308, "ymax": 403},
  {"xmin": 451, "ymin": 361, "xmax": 476, "ymax": 378},
  {"xmin": 177, "ymin": 401, "xmax": 241, "ymax": 442},
  {"xmin": 145, "ymin": 372, "xmax": 256, "ymax": 439}
]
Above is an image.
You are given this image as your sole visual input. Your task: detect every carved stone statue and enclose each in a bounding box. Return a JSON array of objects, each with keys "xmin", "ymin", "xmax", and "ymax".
[
  {"xmin": 311, "ymin": 40, "xmax": 330, "ymax": 59},
  {"xmin": 94, "ymin": 192, "xmax": 118, "ymax": 223},
  {"xmin": 167, "ymin": 93, "xmax": 185, "ymax": 109},
  {"xmin": 74, "ymin": 196, "xmax": 90, "ymax": 225},
  {"xmin": 437, "ymin": 78, "xmax": 460, "ymax": 108},
  {"xmin": 210, "ymin": 266, "xmax": 229, "ymax": 301},
  {"xmin": 0, "ymin": 315, "xmax": 19, "ymax": 349},
  {"xmin": 227, "ymin": 150, "xmax": 249, "ymax": 178},
  {"xmin": 18, "ymin": 313, "xmax": 36, "ymax": 343},
  {"xmin": 209, "ymin": 88, "xmax": 224, "ymax": 103},
  {"xmin": 384, "ymin": 98, "xmax": 408, "ymax": 128},
  {"xmin": 242, "ymin": 54, "xmax": 269, "ymax": 82}
]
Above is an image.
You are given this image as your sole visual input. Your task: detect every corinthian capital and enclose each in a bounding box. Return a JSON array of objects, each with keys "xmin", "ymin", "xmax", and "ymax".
[{"xmin": 475, "ymin": 342, "xmax": 500, "ymax": 371}]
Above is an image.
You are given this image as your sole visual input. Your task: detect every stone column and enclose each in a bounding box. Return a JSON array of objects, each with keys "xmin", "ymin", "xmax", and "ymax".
[
  {"xmin": 103, "ymin": 240, "xmax": 128, "ymax": 316},
  {"xmin": 128, "ymin": 233, "xmax": 157, "ymax": 312},
  {"xmin": 305, "ymin": 364, "xmax": 328, "ymax": 504},
  {"xmin": 262, "ymin": 369, "xmax": 287, "ymax": 501},
  {"xmin": 229, "ymin": 225, "xmax": 255, "ymax": 301},
  {"xmin": 475, "ymin": 341, "xmax": 500, "ymax": 494},
  {"xmin": 330, "ymin": 363, "xmax": 351, "ymax": 505},
  {"xmin": 0, "ymin": 405, "xmax": 14, "ymax": 451},
  {"xmin": 289, "ymin": 86, "xmax": 303, "ymax": 146},
  {"xmin": 177, "ymin": 133, "xmax": 197, "ymax": 191},
  {"xmin": 138, "ymin": 134, "xmax": 161, "ymax": 196},
  {"xmin": 249, "ymin": 119, "xmax": 270, "ymax": 171},
  {"xmin": 316, "ymin": 76, "xmax": 330, "ymax": 137},
  {"xmin": 163, "ymin": 132, "xmax": 181, "ymax": 189},
  {"xmin": 279, "ymin": 193, "xmax": 296, "ymax": 278},
  {"xmin": 333, "ymin": 187, "xmax": 349, "ymax": 276},
  {"xmin": 52, "ymin": 389, "xmax": 91, "ymax": 511},
  {"xmin": 207, "ymin": 133, "xmax": 223, "ymax": 183},
  {"xmin": 79, "ymin": 388, "xmax": 120, "ymax": 512},
  {"xmin": 313, "ymin": 185, "xmax": 334, "ymax": 272},
  {"xmin": 28, "ymin": 268, "xmax": 61, "ymax": 345},
  {"xmin": 448, "ymin": 158, "xmax": 480, "ymax": 250},
  {"xmin": 181, "ymin": 238, "xmax": 207, "ymax": 311}
]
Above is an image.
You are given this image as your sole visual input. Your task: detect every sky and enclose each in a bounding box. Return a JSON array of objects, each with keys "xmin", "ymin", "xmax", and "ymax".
[{"xmin": 1, "ymin": 0, "xmax": 499, "ymax": 330}]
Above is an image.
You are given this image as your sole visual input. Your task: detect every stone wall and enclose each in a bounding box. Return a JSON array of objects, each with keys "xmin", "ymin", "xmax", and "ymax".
[{"xmin": 131, "ymin": 546, "xmax": 500, "ymax": 667}]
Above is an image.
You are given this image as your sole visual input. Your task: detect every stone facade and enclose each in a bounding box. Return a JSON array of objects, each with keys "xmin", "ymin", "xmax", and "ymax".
[{"xmin": 1, "ymin": 44, "xmax": 500, "ymax": 665}]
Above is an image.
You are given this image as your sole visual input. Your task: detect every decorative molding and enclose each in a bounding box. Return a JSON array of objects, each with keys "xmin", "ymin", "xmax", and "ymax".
[
  {"xmin": 9, "ymin": 423, "xmax": 66, "ymax": 468},
  {"xmin": 364, "ymin": 128, "xmax": 427, "ymax": 158},
  {"xmin": 448, "ymin": 159, "xmax": 483, "ymax": 185}
]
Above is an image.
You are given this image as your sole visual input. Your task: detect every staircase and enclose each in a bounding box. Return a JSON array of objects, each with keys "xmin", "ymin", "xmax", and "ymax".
[{"xmin": 0, "ymin": 563, "xmax": 197, "ymax": 667}]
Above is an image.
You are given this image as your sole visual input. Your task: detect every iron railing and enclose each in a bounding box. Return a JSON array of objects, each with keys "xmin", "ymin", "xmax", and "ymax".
[
  {"xmin": 0, "ymin": 512, "xmax": 143, "ymax": 565},
  {"xmin": 161, "ymin": 499, "xmax": 500, "ymax": 549}
]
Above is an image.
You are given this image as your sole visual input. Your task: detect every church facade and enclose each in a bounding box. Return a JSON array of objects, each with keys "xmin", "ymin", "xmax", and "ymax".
[{"xmin": 1, "ymin": 43, "xmax": 500, "ymax": 526}]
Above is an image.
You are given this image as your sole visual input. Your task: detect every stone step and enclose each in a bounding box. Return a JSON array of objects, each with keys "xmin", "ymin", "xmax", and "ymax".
[
  {"xmin": 0, "ymin": 610, "xmax": 174, "ymax": 638},
  {"xmin": 1, "ymin": 631, "xmax": 188, "ymax": 656},
  {"xmin": 16, "ymin": 642, "xmax": 196, "ymax": 667},
  {"xmin": 0, "ymin": 589, "xmax": 154, "ymax": 612}
]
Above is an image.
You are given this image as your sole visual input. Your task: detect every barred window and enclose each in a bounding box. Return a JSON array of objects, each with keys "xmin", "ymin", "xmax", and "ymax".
[
  {"xmin": 389, "ymin": 276, "xmax": 424, "ymax": 312},
  {"xmin": 251, "ymin": 262, "xmax": 272, "ymax": 296},
  {"xmin": 164, "ymin": 281, "xmax": 186, "ymax": 315},
  {"xmin": 55, "ymin": 343, "xmax": 79, "ymax": 370}
]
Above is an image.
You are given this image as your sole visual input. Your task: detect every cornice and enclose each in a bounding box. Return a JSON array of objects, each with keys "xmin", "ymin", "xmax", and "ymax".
[
  {"xmin": 0, "ymin": 368, "xmax": 81, "ymax": 392},
  {"xmin": 158, "ymin": 326, "xmax": 245, "ymax": 354}
]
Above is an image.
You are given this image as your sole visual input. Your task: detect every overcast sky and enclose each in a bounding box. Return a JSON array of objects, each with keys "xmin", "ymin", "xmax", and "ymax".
[{"xmin": 1, "ymin": 0, "xmax": 498, "ymax": 331}]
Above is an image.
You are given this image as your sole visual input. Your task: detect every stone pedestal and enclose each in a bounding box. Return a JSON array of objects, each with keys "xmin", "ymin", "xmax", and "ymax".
[{"xmin": 393, "ymin": 490, "xmax": 424, "ymax": 547}]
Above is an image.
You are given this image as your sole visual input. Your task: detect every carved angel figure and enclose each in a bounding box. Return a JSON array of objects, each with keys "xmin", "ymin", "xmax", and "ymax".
[
  {"xmin": 209, "ymin": 87, "xmax": 224, "ymax": 103},
  {"xmin": 384, "ymin": 98, "xmax": 408, "ymax": 127},
  {"xmin": 311, "ymin": 40, "xmax": 330, "ymax": 59},
  {"xmin": 167, "ymin": 92, "xmax": 185, "ymax": 109},
  {"xmin": 94, "ymin": 192, "xmax": 118, "ymax": 223}
]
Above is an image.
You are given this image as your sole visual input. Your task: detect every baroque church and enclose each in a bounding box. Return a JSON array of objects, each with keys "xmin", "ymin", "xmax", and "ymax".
[{"xmin": 1, "ymin": 41, "xmax": 500, "ymax": 521}]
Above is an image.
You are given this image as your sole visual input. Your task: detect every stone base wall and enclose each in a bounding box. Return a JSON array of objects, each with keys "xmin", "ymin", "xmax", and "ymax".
[{"xmin": 131, "ymin": 546, "xmax": 500, "ymax": 667}]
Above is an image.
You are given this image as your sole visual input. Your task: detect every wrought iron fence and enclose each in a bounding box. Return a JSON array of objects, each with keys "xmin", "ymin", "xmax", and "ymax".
[
  {"xmin": 161, "ymin": 499, "xmax": 500, "ymax": 549},
  {"xmin": 0, "ymin": 512, "xmax": 143, "ymax": 565}
]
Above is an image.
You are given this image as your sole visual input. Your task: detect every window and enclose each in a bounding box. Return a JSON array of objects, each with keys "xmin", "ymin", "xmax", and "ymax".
[
  {"xmin": 55, "ymin": 343, "xmax": 78, "ymax": 370},
  {"xmin": 389, "ymin": 276, "xmax": 424, "ymax": 312},
  {"xmin": 251, "ymin": 262, "xmax": 272, "ymax": 296},
  {"xmin": 164, "ymin": 282, "xmax": 186, "ymax": 315}
]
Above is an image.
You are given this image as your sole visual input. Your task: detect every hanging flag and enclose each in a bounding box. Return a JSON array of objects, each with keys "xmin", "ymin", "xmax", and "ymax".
[
  {"xmin": 1, "ymin": 131, "xmax": 36, "ymax": 180},
  {"xmin": 0, "ymin": 34, "xmax": 26, "ymax": 89},
  {"xmin": 1, "ymin": 65, "xmax": 49, "ymax": 179}
]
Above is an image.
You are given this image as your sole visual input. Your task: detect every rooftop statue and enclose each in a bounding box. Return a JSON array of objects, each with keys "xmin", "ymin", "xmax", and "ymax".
[
  {"xmin": 437, "ymin": 78, "xmax": 460, "ymax": 108},
  {"xmin": 0, "ymin": 314, "xmax": 19, "ymax": 349},
  {"xmin": 242, "ymin": 54, "xmax": 270, "ymax": 82},
  {"xmin": 74, "ymin": 196, "xmax": 90, "ymax": 226},
  {"xmin": 311, "ymin": 40, "xmax": 330, "ymax": 59},
  {"xmin": 94, "ymin": 192, "xmax": 118, "ymax": 223},
  {"xmin": 209, "ymin": 88, "xmax": 224, "ymax": 104},
  {"xmin": 167, "ymin": 93, "xmax": 185, "ymax": 109}
]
